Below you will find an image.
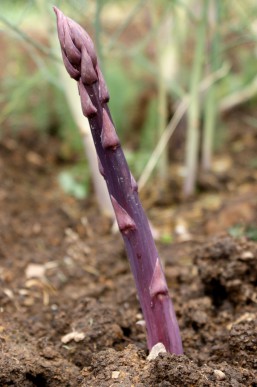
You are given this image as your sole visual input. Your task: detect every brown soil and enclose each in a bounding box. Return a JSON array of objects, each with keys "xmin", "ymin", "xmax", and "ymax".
[{"xmin": 0, "ymin": 122, "xmax": 257, "ymax": 386}]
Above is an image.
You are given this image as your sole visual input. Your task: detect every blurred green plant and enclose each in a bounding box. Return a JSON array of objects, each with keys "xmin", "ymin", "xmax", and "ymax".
[
  {"xmin": 228, "ymin": 224, "xmax": 257, "ymax": 241},
  {"xmin": 1, "ymin": 0, "xmax": 257, "ymax": 202},
  {"xmin": 201, "ymin": 0, "xmax": 222, "ymax": 172},
  {"xmin": 0, "ymin": 0, "xmax": 150, "ymax": 205},
  {"xmin": 58, "ymin": 164, "xmax": 89, "ymax": 199},
  {"xmin": 105, "ymin": 60, "xmax": 142, "ymax": 139},
  {"xmin": 160, "ymin": 233, "xmax": 173, "ymax": 244},
  {"xmin": 183, "ymin": 1, "xmax": 208, "ymax": 197}
]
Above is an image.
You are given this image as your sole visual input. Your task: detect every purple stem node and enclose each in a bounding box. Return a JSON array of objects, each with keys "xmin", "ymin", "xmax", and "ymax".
[{"xmin": 110, "ymin": 195, "xmax": 137, "ymax": 233}]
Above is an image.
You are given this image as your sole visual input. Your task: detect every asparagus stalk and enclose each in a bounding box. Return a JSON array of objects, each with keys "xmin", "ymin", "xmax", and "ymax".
[{"xmin": 54, "ymin": 7, "xmax": 183, "ymax": 355}]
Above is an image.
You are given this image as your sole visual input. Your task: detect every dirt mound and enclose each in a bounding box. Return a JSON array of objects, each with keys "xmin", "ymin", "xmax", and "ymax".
[{"xmin": 0, "ymin": 133, "xmax": 256, "ymax": 386}]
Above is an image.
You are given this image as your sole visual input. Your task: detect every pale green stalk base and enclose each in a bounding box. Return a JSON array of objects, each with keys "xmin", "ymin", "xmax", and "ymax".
[
  {"xmin": 201, "ymin": 0, "xmax": 221, "ymax": 172},
  {"xmin": 183, "ymin": 2, "xmax": 208, "ymax": 197}
]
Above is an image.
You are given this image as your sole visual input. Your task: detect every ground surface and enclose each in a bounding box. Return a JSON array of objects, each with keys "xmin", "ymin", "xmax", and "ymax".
[{"xmin": 0, "ymin": 115, "xmax": 257, "ymax": 386}]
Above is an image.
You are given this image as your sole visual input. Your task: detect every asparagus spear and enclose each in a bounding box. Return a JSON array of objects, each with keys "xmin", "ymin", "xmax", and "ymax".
[{"xmin": 54, "ymin": 6, "xmax": 183, "ymax": 355}]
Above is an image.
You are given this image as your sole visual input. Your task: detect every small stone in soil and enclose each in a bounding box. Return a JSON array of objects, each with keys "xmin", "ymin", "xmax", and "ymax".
[
  {"xmin": 61, "ymin": 331, "xmax": 86, "ymax": 344},
  {"xmin": 147, "ymin": 343, "xmax": 167, "ymax": 361},
  {"xmin": 240, "ymin": 251, "xmax": 254, "ymax": 260},
  {"xmin": 25, "ymin": 263, "xmax": 45, "ymax": 279},
  {"xmin": 111, "ymin": 371, "xmax": 120, "ymax": 379},
  {"xmin": 213, "ymin": 369, "xmax": 226, "ymax": 381}
]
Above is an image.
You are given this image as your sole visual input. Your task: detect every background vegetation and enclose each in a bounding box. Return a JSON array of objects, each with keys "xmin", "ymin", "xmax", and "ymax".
[{"xmin": 1, "ymin": 0, "xmax": 257, "ymax": 200}]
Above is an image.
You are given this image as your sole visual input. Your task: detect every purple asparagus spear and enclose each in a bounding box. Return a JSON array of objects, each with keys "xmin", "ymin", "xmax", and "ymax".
[{"xmin": 54, "ymin": 6, "xmax": 183, "ymax": 355}]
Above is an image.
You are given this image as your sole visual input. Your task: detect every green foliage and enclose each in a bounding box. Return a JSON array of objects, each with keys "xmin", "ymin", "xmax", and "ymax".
[
  {"xmin": 53, "ymin": 87, "xmax": 83, "ymax": 154},
  {"xmin": 2, "ymin": 0, "xmax": 257, "ymax": 193},
  {"xmin": 213, "ymin": 122, "xmax": 228, "ymax": 152},
  {"xmin": 246, "ymin": 226, "xmax": 257, "ymax": 242},
  {"xmin": 228, "ymin": 224, "xmax": 257, "ymax": 241},
  {"xmin": 249, "ymin": 158, "xmax": 257, "ymax": 168},
  {"xmin": 125, "ymin": 149, "xmax": 151, "ymax": 178},
  {"xmin": 1, "ymin": 48, "xmax": 82, "ymax": 151},
  {"xmin": 58, "ymin": 163, "xmax": 89, "ymax": 199},
  {"xmin": 105, "ymin": 59, "xmax": 142, "ymax": 138},
  {"xmin": 160, "ymin": 233, "xmax": 173, "ymax": 244},
  {"xmin": 228, "ymin": 224, "xmax": 245, "ymax": 238},
  {"xmin": 140, "ymin": 98, "xmax": 158, "ymax": 150}
]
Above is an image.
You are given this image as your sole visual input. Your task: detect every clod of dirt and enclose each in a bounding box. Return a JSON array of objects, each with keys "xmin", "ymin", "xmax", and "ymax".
[
  {"xmin": 0, "ymin": 334, "xmax": 80, "ymax": 386},
  {"xmin": 81, "ymin": 344, "xmax": 146, "ymax": 386},
  {"xmin": 1, "ymin": 132, "xmax": 257, "ymax": 385},
  {"xmin": 195, "ymin": 236, "xmax": 257, "ymax": 308},
  {"xmin": 229, "ymin": 319, "xmax": 257, "ymax": 369},
  {"xmin": 81, "ymin": 344, "xmax": 256, "ymax": 386}
]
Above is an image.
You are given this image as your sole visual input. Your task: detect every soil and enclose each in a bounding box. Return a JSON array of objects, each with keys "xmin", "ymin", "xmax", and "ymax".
[{"xmin": 0, "ymin": 115, "xmax": 257, "ymax": 387}]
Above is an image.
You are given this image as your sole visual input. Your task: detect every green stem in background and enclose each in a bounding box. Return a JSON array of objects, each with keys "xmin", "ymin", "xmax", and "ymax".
[
  {"xmin": 0, "ymin": 15, "xmax": 59, "ymax": 62},
  {"xmin": 172, "ymin": 0, "xmax": 190, "ymax": 92},
  {"xmin": 94, "ymin": 0, "xmax": 104, "ymax": 66},
  {"xmin": 219, "ymin": 75, "xmax": 257, "ymax": 114},
  {"xmin": 138, "ymin": 63, "xmax": 229, "ymax": 191},
  {"xmin": 202, "ymin": 0, "xmax": 222, "ymax": 171},
  {"xmin": 157, "ymin": 71, "xmax": 168, "ymax": 179},
  {"xmin": 183, "ymin": 1, "xmax": 208, "ymax": 197},
  {"xmin": 148, "ymin": 0, "xmax": 189, "ymax": 184},
  {"xmin": 151, "ymin": 3, "xmax": 174, "ymax": 181}
]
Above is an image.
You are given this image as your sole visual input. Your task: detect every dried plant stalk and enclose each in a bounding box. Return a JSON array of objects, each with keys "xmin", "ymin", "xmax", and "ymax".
[{"xmin": 54, "ymin": 7, "xmax": 183, "ymax": 354}]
